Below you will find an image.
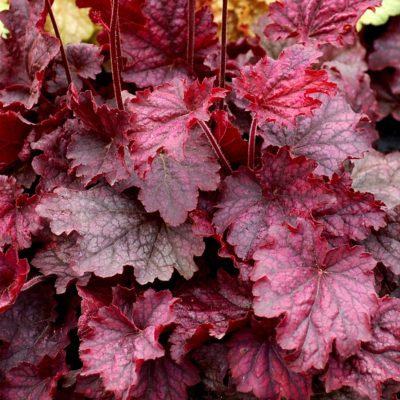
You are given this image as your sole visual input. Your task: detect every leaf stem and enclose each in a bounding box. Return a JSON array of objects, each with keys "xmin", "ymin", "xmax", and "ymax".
[
  {"xmin": 187, "ymin": 0, "xmax": 196, "ymax": 70},
  {"xmin": 248, "ymin": 117, "xmax": 258, "ymax": 170},
  {"xmin": 198, "ymin": 120, "xmax": 232, "ymax": 173},
  {"xmin": 45, "ymin": 0, "xmax": 72, "ymax": 86},
  {"xmin": 110, "ymin": 0, "xmax": 124, "ymax": 110},
  {"xmin": 218, "ymin": 0, "xmax": 228, "ymax": 109}
]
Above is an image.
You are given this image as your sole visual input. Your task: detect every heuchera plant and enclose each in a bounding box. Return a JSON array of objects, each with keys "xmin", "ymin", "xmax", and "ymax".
[{"xmin": 1, "ymin": 0, "xmax": 400, "ymax": 399}]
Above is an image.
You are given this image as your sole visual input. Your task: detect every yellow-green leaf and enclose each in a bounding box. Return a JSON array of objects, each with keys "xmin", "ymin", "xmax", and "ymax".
[
  {"xmin": 45, "ymin": 0, "xmax": 96, "ymax": 44},
  {"xmin": 0, "ymin": 0, "xmax": 9, "ymax": 39},
  {"xmin": 357, "ymin": 0, "xmax": 400, "ymax": 29}
]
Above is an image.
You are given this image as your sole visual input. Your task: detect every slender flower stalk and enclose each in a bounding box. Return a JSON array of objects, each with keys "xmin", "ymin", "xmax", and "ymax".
[
  {"xmin": 248, "ymin": 117, "xmax": 258, "ymax": 170},
  {"xmin": 45, "ymin": 0, "xmax": 72, "ymax": 85},
  {"xmin": 187, "ymin": 0, "xmax": 196, "ymax": 70},
  {"xmin": 110, "ymin": 0, "xmax": 124, "ymax": 110},
  {"xmin": 198, "ymin": 120, "xmax": 232, "ymax": 173},
  {"xmin": 219, "ymin": 0, "xmax": 228, "ymax": 108}
]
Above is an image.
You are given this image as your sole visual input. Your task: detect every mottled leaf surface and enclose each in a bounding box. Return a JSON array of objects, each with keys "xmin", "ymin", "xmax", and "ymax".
[
  {"xmin": 351, "ymin": 149, "xmax": 400, "ymax": 209},
  {"xmin": 265, "ymin": 0, "xmax": 381, "ymax": 47},
  {"xmin": 138, "ymin": 126, "xmax": 220, "ymax": 226},
  {"xmin": 324, "ymin": 297, "xmax": 400, "ymax": 400},
  {"xmin": 364, "ymin": 205, "xmax": 400, "ymax": 275},
  {"xmin": 79, "ymin": 289, "xmax": 176, "ymax": 398},
  {"xmin": 213, "ymin": 147, "xmax": 334, "ymax": 259},
  {"xmin": 261, "ymin": 94, "xmax": 376, "ymax": 176},
  {"xmin": 37, "ymin": 185, "xmax": 204, "ymax": 283},
  {"xmin": 252, "ymin": 220, "xmax": 378, "ymax": 371},
  {"xmin": 128, "ymin": 78, "xmax": 225, "ymax": 176},
  {"xmin": 233, "ymin": 45, "xmax": 336, "ymax": 126}
]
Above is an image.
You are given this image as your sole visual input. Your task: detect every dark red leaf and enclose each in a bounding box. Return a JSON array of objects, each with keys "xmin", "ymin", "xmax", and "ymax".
[
  {"xmin": 323, "ymin": 43, "xmax": 379, "ymax": 119},
  {"xmin": 66, "ymin": 88, "xmax": 134, "ymax": 186},
  {"xmin": 0, "ymin": 282, "xmax": 72, "ymax": 371},
  {"xmin": 212, "ymin": 110, "xmax": 247, "ymax": 165},
  {"xmin": 127, "ymin": 78, "xmax": 225, "ymax": 176},
  {"xmin": 46, "ymin": 44, "xmax": 104, "ymax": 94},
  {"xmin": 233, "ymin": 44, "xmax": 335, "ymax": 126},
  {"xmin": 31, "ymin": 122, "xmax": 81, "ymax": 193},
  {"xmin": 31, "ymin": 234, "xmax": 91, "ymax": 294},
  {"xmin": 0, "ymin": 352, "xmax": 67, "ymax": 400},
  {"xmin": 265, "ymin": 0, "xmax": 381, "ymax": 47},
  {"xmin": 213, "ymin": 147, "xmax": 334, "ymax": 260},
  {"xmin": 364, "ymin": 205, "xmax": 400, "ymax": 275},
  {"xmin": 0, "ymin": 0, "xmax": 59, "ymax": 108},
  {"xmin": 79, "ymin": 288, "xmax": 177, "ymax": 398},
  {"xmin": 368, "ymin": 17, "xmax": 400, "ymax": 72},
  {"xmin": 252, "ymin": 220, "xmax": 378, "ymax": 371},
  {"xmin": 0, "ymin": 175, "xmax": 42, "ymax": 250},
  {"xmin": 324, "ymin": 297, "xmax": 400, "ymax": 400},
  {"xmin": 137, "ymin": 126, "xmax": 220, "ymax": 226},
  {"xmin": 170, "ymin": 270, "xmax": 251, "ymax": 361},
  {"xmin": 314, "ymin": 172, "xmax": 386, "ymax": 241},
  {"xmin": 37, "ymin": 185, "xmax": 204, "ymax": 284},
  {"xmin": 0, "ymin": 247, "xmax": 29, "ymax": 313},
  {"xmin": 261, "ymin": 94, "xmax": 376, "ymax": 176},
  {"xmin": 0, "ymin": 111, "xmax": 33, "ymax": 171},
  {"xmin": 130, "ymin": 356, "xmax": 200, "ymax": 400},
  {"xmin": 227, "ymin": 324, "xmax": 312, "ymax": 400}
]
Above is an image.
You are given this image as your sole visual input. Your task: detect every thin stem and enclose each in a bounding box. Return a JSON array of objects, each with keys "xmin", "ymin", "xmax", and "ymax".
[
  {"xmin": 45, "ymin": 0, "xmax": 72, "ymax": 85},
  {"xmin": 116, "ymin": 19, "xmax": 124, "ymax": 80},
  {"xmin": 187, "ymin": 0, "xmax": 196, "ymax": 70},
  {"xmin": 218, "ymin": 0, "xmax": 228, "ymax": 109},
  {"xmin": 110, "ymin": 0, "xmax": 124, "ymax": 110},
  {"xmin": 197, "ymin": 120, "xmax": 232, "ymax": 174},
  {"xmin": 248, "ymin": 117, "xmax": 258, "ymax": 170}
]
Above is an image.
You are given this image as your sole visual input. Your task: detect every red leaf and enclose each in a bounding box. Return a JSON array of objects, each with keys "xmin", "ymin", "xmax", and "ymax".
[
  {"xmin": 67, "ymin": 88, "xmax": 134, "ymax": 186},
  {"xmin": 324, "ymin": 297, "xmax": 400, "ymax": 400},
  {"xmin": 212, "ymin": 110, "xmax": 248, "ymax": 165},
  {"xmin": 120, "ymin": 0, "xmax": 217, "ymax": 87},
  {"xmin": 79, "ymin": 288, "xmax": 177, "ymax": 398},
  {"xmin": 323, "ymin": 43, "xmax": 379, "ymax": 119},
  {"xmin": 0, "ymin": 352, "xmax": 67, "ymax": 400},
  {"xmin": 127, "ymin": 78, "xmax": 225, "ymax": 176},
  {"xmin": 265, "ymin": 0, "xmax": 381, "ymax": 47},
  {"xmin": 314, "ymin": 173, "xmax": 386, "ymax": 241},
  {"xmin": 170, "ymin": 270, "xmax": 251, "ymax": 361},
  {"xmin": 261, "ymin": 94, "xmax": 376, "ymax": 176},
  {"xmin": 364, "ymin": 205, "xmax": 400, "ymax": 275},
  {"xmin": 31, "ymin": 123, "xmax": 81, "ymax": 193},
  {"xmin": 36, "ymin": 185, "xmax": 204, "ymax": 284},
  {"xmin": 130, "ymin": 356, "xmax": 199, "ymax": 400},
  {"xmin": 351, "ymin": 149, "xmax": 400, "ymax": 209},
  {"xmin": 227, "ymin": 323, "xmax": 312, "ymax": 400},
  {"xmin": 0, "ymin": 247, "xmax": 29, "ymax": 313},
  {"xmin": 0, "ymin": 282, "xmax": 72, "ymax": 371},
  {"xmin": 0, "ymin": 175, "xmax": 42, "ymax": 250},
  {"xmin": 0, "ymin": 111, "xmax": 33, "ymax": 171},
  {"xmin": 137, "ymin": 126, "xmax": 220, "ymax": 226},
  {"xmin": 213, "ymin": 147, "xmax": 334, "ymax": 260},
  {"xmin": 232, "ymin": 44, "xmax": 336, "ymax": 126},
  {"xmin": 0, "ymin": 0, "xmax": 59, "ymax": 109},
  {"xmin": 368, "ymin": 17, "xmax": 400, "ymax": 72},
  {"xmin": 46, "ymin": 44, "xmax": 104, "ymax": 94},
  {"xmin": 31, "ymin": 234, "xmax": 91, "ymax": 294},
  {"xmin": 252, "ymin": 220, "xmax": 378, "ymax": 371}
]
